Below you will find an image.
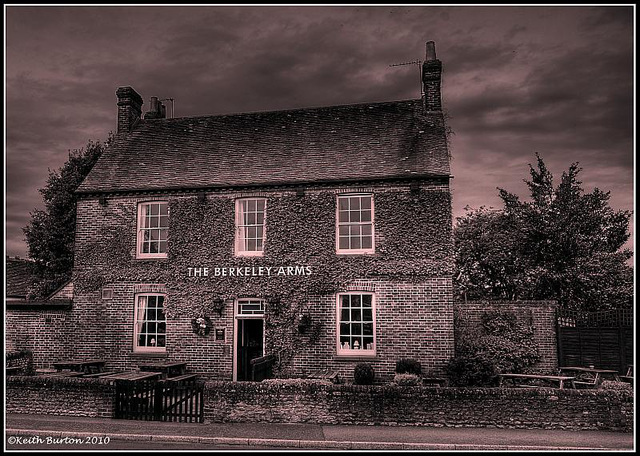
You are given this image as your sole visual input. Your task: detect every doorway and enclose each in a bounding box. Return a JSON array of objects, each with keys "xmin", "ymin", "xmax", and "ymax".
[{"xmin": 235, "ymin": 318, "xmax": 264, "ymax": 381}]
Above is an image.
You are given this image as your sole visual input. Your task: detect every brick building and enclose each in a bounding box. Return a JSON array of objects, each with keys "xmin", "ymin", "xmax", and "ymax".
[{"xmin": 29, "ymin": 41, "xmax": 454, "ymax": 381}]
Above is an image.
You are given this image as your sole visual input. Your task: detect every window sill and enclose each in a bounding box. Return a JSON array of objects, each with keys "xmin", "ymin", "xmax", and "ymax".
[
  {"xmin": 131, "ymin": 352, "xmax": 168, "ymax": 359},
  {"xmin": 134, "ymin": 256, "xmax": 168, "ymax": 261},
  {"xmin": 336, "ymin": 251, "xmax": 377, "ymax": 256},
  {"xmin": 333, "ymin": 354, "xmax": 378, "ymax": 362}
]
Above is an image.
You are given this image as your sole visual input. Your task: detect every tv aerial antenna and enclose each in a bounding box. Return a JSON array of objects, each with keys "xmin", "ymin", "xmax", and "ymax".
[{"xmin": 389, "ymin": 59, "xmax": 424, "ymax": 97}]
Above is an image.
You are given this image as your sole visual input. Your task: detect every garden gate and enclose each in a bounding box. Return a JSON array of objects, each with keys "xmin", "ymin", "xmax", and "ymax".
[
  {"xmin": 115, "ymin": 378, "xmax": 204, "ymax": 422},
  {"xmin": 556, "ymin": 308, "xmax": 633, "ymax": 373}
]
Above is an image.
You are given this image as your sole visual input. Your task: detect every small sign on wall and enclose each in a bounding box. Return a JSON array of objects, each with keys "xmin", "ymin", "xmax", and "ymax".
[{"xmin": 215, "ymin": 328, "xmax": 226, "ymax": 341}]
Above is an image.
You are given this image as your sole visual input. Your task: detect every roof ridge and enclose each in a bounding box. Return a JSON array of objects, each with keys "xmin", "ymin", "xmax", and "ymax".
[{"xmin": 139, "ymin": 98, "xmax": 422, "ymax": 124}]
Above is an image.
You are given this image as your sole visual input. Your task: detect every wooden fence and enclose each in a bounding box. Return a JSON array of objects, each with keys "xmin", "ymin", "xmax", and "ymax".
[
  {"xmin": 115, "ymin": 379, "xmax": 204, "ymax": 423},
  {"xmin": 557, "ymin": 308, "xmax": 633, "ymax": 374}
]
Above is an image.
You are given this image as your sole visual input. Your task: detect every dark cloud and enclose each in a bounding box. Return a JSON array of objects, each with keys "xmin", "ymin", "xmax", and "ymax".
[{"xmin": 5, "ymin": 6, "xmax": 634, "ymax": 259}]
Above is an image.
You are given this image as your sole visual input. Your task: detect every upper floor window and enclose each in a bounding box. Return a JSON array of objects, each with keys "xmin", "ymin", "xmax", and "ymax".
[
  {"xmin": 336, "ymin": 194, "xmax": 374, "ymax": 254},
  {"xmin": 235, "ymin": 198, "xmax": 266, "ymax": 256},
  {"xmin": 134, "ymin": 294, "xmax": 166, "ymax": 352},
  {"xmin": 137, "ymin": 201, "xmax": 168, "ymax": 258}
]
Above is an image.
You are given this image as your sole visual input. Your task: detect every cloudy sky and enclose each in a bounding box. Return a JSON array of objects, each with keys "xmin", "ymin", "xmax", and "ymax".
[{"xmin": 5, "ymin": 5, "xmax": 635, "ymax": 259}]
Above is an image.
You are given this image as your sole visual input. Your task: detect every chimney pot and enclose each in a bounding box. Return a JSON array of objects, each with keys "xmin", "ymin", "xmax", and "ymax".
[
  {"xmin": 426, "ymin": 41, "xmax": 437, "ymax": 61},
  {"xmin": 144, "ymin": 96, "xmax": 167, "ymax": 120}
]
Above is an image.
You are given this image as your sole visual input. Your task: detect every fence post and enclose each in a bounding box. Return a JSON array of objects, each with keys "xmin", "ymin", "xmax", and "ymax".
[{"xmin": 154, "ymin": 381, "xmax": 163, "ymax": 421}]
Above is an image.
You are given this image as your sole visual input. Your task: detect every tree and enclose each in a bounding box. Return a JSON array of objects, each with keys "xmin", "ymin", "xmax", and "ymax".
[
  {"xmin": 454, "ymin": 153, "xmax": 633, "ymax": 311},
  {"xmin": 23, "ymin": 138, "xmax": 110, "ymax": 299}
]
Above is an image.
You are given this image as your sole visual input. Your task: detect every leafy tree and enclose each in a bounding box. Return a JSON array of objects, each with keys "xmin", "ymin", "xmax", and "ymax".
[
  {"xmin": 23, "ymin": 138, "xmax": 110, "ymax": 299},
  {"xmin": 454, "ymin": 153, "xmax": 633, "ymax": 311}
]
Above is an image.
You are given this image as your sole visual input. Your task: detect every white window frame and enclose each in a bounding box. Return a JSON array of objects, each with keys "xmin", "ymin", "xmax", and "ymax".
[
  {"xmin": 136, "ymin": 201, "xmax": 169, "ymax": 259},
  {"xmin": 336, "ymin": 292, "xmax": 376, "ymax": 357},
  {"xmin": 235, "ymin": 198, "xmax": 267, "ymax": 257},
  {"xmin": 336, "ymin": 193, "xmax": 375, "ymax": 255},
  {"xmin": 133, "ymin": 293, "xmax": 167, "ymax": 353}
]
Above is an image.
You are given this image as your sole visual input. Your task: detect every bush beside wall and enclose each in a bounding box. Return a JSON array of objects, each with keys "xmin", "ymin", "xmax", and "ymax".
[
  {"xmin": 6, "ymin": 376, "xmax": 115, "ymax": 418},
  {"xmin": 203, "ymin": 381, "xmax": 633, "ymax": 432}
]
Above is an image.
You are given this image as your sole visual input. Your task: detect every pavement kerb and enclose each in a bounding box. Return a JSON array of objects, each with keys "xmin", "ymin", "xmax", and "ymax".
[{"xmin": 5, "ymin": 428, "xmax": 623, "ymax": 451}]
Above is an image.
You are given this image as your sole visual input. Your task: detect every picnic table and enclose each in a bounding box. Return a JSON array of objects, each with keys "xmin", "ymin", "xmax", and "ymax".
[
  {"xmin": 139, "ymin": 361, "xmax": 187, "ymax": 379},
  {"xmin": 499, "ymin": 373, "xmax": 576, "ymax": 389},
  {"xmin": 53, "ymin": 359, "xmax": 106, "ymax": 374},
  {"xmin": 558, "ymin": 366, "xmax": 621, "ymax": 388}
]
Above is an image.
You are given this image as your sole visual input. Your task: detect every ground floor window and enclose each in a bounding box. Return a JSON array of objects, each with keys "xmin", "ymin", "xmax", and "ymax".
[
  {"xmin": 134, "ymin": 294, "xmax": 166, "ymax": 352},
  {"xmin": 336, "ymin": 292, "xmax": 375, "ymax": 356}
]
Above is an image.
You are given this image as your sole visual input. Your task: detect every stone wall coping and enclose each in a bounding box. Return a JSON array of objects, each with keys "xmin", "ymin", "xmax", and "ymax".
[{"xmin": 456, "ymin": 300, "xmax": 558, "ymax": 308}]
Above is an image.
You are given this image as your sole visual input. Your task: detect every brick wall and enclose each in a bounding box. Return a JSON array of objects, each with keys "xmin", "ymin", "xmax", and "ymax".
[
  {"xmin": 290, "ymin": 278, "xmax": 453, "ymax": 381},
  {"xmin": 5, "ymin": 310, "xmax": 74, "ymax": 368},
  {"xmin": 69, "ymin": 278, "xmax": 453, "ymax": 381},
  {"xmin": 455, "ymin": 301, "xmax": 558, "ymax": 373},
  {"xmin": 6, "ymin": 377, "xmax": 115, "ymax": 418},
  {"xmin": 204, "ymin": 381, "xmax": 633, "ymax": 432},
  {"xmin": 69, "ymin": 180, "xmax": 454, "ymax": 380}
]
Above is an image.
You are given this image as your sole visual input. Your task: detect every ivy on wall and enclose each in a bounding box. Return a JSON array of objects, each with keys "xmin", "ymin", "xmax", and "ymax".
[{"xmin": 73, "ymin": 187, "xmax": 452, "ymax": 373}]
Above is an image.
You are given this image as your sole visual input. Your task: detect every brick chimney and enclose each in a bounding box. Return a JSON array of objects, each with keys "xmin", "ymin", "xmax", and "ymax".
[
  {"xmin": 422, "ymin": 41, "xmax": 442, "ymax": 112},
  {"xmin": 116, "ymin": 86, "xmax": 143, "ymax": 134}
]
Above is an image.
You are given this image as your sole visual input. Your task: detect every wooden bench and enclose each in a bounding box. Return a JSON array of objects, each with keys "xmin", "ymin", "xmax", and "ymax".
[
  {"xmin": 250, "ymin": 355, "xmax": 276, "ymax": 382},
  {"xmin": 40, "ymin": 371, "xmax": 86, "ymax": 378},
  {"xmin": 423, "ymin": 377, "xmax": 448, "ymax": 387},
  {"xmin": 307, "ymin": 368, "xmax": 340, "ymax": 383},
  {"xmin": 103, "ymin": 371, "xmax": 163, "ymax": 382},
  {"xmin": 6, "ymin": 366, "xmax": 21, "ymax": 375},
  {"xmin": 53, "ymin": 359, "xmax": 106, "ymax": 374},
  {"xmin": 165, "ymin": 374, "xmax": 198, "ymax": 383},
  {"xmin": 139, "ymin": 362, "xmax": 187, "ymax": 379},
  {"xmin": 81, "ymin": 371, "xmax": 124, "ymax": 378}
]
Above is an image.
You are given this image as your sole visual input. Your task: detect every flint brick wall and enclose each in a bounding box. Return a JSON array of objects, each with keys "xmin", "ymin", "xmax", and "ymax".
[
  {"xmin": 6, "ymin": 377, "xmax": 115, "ymax": 418},
  {"xmin": 6, "ymin": 377, "xmax": 632, "ymax": 432},
  {"xmin": 455, "ymin": 301, "xmax": 558, "ymax": 373},
  {"xmin": 204, "ymin": 381, "xmax": 633, "ymax": 432}
]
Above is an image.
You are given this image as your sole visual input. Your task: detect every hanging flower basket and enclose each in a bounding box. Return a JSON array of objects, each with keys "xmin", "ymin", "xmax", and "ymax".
[{"xmin": 191, "ymin": 316, "xmax": 213, "ymax": 337}]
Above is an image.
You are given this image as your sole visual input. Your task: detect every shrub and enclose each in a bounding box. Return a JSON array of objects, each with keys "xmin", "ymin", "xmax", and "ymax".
[
  {"xmin": 395, "ymin": 358, "xmax": 422, "ymax": 376},
  {"xmin": 446, "ymin": 354, "xmax": 499, "ymax": 387},
  {"xmin": 453, "ymin": 309, "xmax": 541, "ymax": 377},
  {"xmin": 600, "ymin": 380, "xmax": 633, "ymax": 392},
  {"xmin": 393, "ymin": 373, "xmax": 421, "ymax": 386},
  {"xmin": 353, "ymin": 363, "xmax": 375, "ymax": 385}
]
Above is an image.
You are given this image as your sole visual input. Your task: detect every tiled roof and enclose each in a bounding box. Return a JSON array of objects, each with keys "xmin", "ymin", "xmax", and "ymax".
[
  {"xmin": 6, "ymin": 257, "xmax": 33, "ymax": 298},
  {"xmin": 77, "ymin": 99, "xmax": 450, "ymax": 194}
]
